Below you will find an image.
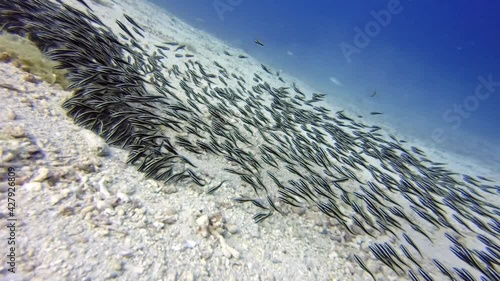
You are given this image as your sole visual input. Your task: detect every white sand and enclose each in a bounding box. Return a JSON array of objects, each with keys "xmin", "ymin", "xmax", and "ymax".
[{"xmin": 0, "ymin": 0, "xmax": 498, "ymax": 280}]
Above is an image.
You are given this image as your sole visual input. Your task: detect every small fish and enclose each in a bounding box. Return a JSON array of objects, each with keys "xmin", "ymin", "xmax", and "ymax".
[
  {"xmin": 371, "ymin": 91, "xmax": 377, "ymax": 97},
  {"xmin": 261, "ymin": 64, "xmax": 273, "ymax": 74},
  {"xmin": 369, "ymin": 244, "xmax": 403, "ymax": 275},
  {"xmin": 433, "ymin": 259, "xmax": 454, "ymax": 280},
  {"xmin": 351, "ymin": 215, "xmax": 375, "ymax": 238},
  {"xmin": 453, "ymin": 268, "xmax": 477, "ymax": 281},
  {"xmin": 333, "ymin": 177, "xmax": 349, "ymax": 183},
  {"xmin": 477, "ymin": 175, "xmax": 494, "ymax": 182},
  {"xmin": 279, "ymin": 190, "xmax": 303, "ymax": 208},
  {"xmin": 155, "ymin": 44, "xmax": 170, "ymax": 51},
  {"xmin": 418, "ymin": 268, "xmax": 433, "ymax": 281},
  {"xmin": 165, "ymin": 41, "xmax": 179, "ymax": 46},
  {"xmin": 255, "ymin": 39, "xmax": 265, "ymax": 46},
  {"xmin": 383, "ymin": 242, "xmax": 410, "ymax": 268},
  {"xmin": 187, "ymin": 169, "xmax": 205, "ymax": 186},
  {"xmin": 238, "ymin": 55, "xmax": 248, "ymax": 59},
  {"xmin": 207, "ymin": 180, "xmax": 227, "ymax": 194},
  {"xmin": 267, "ymin": 196, "xmax": 283, "ymax": 215},
  {"xmin": 253, "ymin": 211, "xmax": 272, "ymax": 223},
  {"xmin": 407, "ymin": 270, "xmax": 419, "ymax": 281},
  {"xmin": 451, "ymin": 214, "xmax": 475, "ymax": 233},
  {"xmin": 400, "ymin": 244, "xmax": 422, "ymax": 268},
  {"xmin": 370, "ymin": 112, "xmax": 383, "ymax": 115},
  {"xmin": 116, "ymin": 19, "xmax": 136, "ymax": 41},
  {"xmin": 0, "ymin": 22, "xmax": 8, "ymax": 32},
  {"xmin": 403, "ymin": 232, "xmax": 423, "ymax": 257}
]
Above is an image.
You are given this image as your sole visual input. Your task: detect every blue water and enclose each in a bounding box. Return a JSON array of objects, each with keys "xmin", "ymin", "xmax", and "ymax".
[{"xmin": 151, "ymin": 0, "xmax": 500, "ymax": 167}]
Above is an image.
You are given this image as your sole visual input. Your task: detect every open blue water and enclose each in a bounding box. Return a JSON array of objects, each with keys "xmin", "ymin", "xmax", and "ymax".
[{"xmin": 151, "ymin": 0, "xmax": 500, "ymax": 169}]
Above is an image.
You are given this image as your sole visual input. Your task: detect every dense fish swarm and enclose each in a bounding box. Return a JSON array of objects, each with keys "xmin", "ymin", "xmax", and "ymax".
[{"xmin": 1, "ymin": 0, "xmax": 499, "ymax": 280}]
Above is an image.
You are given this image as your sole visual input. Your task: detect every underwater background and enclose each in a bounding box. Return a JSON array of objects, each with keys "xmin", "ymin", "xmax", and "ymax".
[
  {"xmin": 151, "ymin": 0, "xmax": 500, "ymax": 170},
  {"xmin": 1, "ymin": 0, "xmax": 499, "ymax": 280}
]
